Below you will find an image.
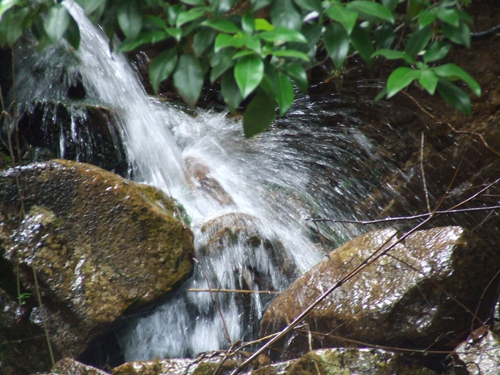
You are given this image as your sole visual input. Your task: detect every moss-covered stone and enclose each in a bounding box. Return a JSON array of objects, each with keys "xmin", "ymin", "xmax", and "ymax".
[{"xmin": 0, "ymin": 160, "xmax": 194, "ymax": 374}]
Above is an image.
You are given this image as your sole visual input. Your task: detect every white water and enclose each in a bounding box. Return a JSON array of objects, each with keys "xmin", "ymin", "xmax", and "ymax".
[{"xmin": 16, "ymin": 1, "xmax": 387, "ymax": 362}]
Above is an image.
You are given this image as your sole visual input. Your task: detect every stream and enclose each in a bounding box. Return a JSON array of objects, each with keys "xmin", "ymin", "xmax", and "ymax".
[{"xmin": 14, "ymin": 0, "xmax": 398, "ymax": 363}]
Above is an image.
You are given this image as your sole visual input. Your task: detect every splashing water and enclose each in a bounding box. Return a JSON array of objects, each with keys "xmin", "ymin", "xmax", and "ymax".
[{"xmin": 15, "ymin": 0, "xmax": 394, "ymax": 362}]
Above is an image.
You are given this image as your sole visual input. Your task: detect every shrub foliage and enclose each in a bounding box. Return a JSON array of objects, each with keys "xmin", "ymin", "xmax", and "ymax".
[{"xmin": 0, "ymin": 0, "xmax": 480, "ymax": 137}]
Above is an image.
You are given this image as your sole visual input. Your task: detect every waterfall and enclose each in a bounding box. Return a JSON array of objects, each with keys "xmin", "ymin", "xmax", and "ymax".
[{"xmin": 15, "ymin": 0, "xmax": 393, "ymax": 362}]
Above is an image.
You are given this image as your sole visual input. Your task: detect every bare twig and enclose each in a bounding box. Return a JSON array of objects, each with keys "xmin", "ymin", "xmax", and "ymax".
[
  {"xmin": 32, "ymin": 264, "xmax": 55, "ymax": 367},
  {"xmin": 308, "ymin": 205, "xmax": 500, "ymax": 224},
  {"xmin": 229, "ymin": 218, "xmax": 433, "ymax": 375},
  {"xmin": 402, "ymin": 91, "xmax": 500, "ymax": 158},
  {"xmin": 420, "ymin": 133, "xmax": 432, "ymax": 213}
]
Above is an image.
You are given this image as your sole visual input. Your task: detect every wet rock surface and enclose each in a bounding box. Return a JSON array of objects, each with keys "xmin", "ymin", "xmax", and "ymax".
[
  {"xmin": 15, "ymin": 100, "xmax": 129, "ymax": 176},
  {"xmin": 260, "ymin": 227, "xmax": 500, "ymax": 365},
  {"xmin": 37, "ymin": 358, "xmax": 109, "ymax": 375},
  {"xmin": 0, "ymin": 160, "xmax": 194, "ymax": 374},
  {"xmin": 112, "ymin": 351, "xmax": 268, "ymax": 375},
  {"xmin": 185, "ymin": 156, "xmax": 234, "ymax": 206}
]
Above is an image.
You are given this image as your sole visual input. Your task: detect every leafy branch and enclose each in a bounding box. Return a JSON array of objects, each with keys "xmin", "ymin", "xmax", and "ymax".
[{"xmin": 0, "ymin": 0, "xmax": 482, "ymax": 136}]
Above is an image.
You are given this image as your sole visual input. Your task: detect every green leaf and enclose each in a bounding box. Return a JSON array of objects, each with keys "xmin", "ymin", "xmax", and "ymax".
[
  {"xmin": 433, "ymin": 63, "xmax": 481, "ymax": 96},
  {"xmin": 271, "ymin": 0, "xmax": 302, "ymax": 31},
  {"xmin": 242, "ymin": 12, "xmax": 255, "ymax": 34},
  {"xmin": 271, "ymin": 49, "xmax": 310, "ymax": 61},
  {"xmin": 76, "ymin": 0, "xmax": 104, "ymax": 14},
  {"xmin": 117, "ymin": 1, "xmax": 142, "ymax": 40},
  {"xmin": 350, "ymin": 25, "xmax": 374, "ymax": 66},
  {"xmin": 374, "ymin": 86, "xmax": 387, "ymax": 102},
  {"xmin": 386, "ymin": 67, "xmax": 421, "ymax": 98},
  {"xmin": 326, "ymin": 4, "xmax": 358, "ymax": 35},
  {"xmin": 259, "ymin": 27, "xmax": 307, "ymax": 43},
  {"xmin": 210, "ymin": 48, "xmax": 235, "ymax": 82},
  {"xmin": 143, "ymin": 15, "xmax": 168, "ymax": 30},
  {"xmin": 324, "ymin": 23, "xmax": 349, "ymax": 69},
  {"xmin": 173, "ymin": 54, "xmax": 204, "ymax": 107},
  {"xmin": 442, "ymin": 21, "xmax": 470, "ymax": 48},
  {"xmin": 436, "ymin": 77, "xmax": 471, "ymax": 114},
  {"xmin": 221, "ymin": 70, "xmax": 243, "ymax": 112},
  {"xmin": 251, "ymin": 0, "xmax": 272, "ymax": 12},
  {"xmin": 276, "ymin": 72, "xmax": 294, "ymax": 116},
  {"xmin": 243, "ymin": 92, "xmax": 276, "ymax": 138},
  {"xmin": 245, "ymin": 35, "xmax": 262, "ymax": 54},
  {"xmin": 374, "ymin": 24, "xmax": 395, "ymax": 49},
  {"xmin": 166, "ymin": 27, "xmax": 182, "ymax": 41},
  {"xmin": 381, "ymin": 0, "xmax": 398, "ymax": 11},
  {"xmin": 181, "ymin": 0, "xmax": 205, "ymax": 5},
  {"xmin": 405, "ymin": 24, "xmax": 432, "ymax": 59},
  {"xmin": 202, "ymin": 19, "xmax": 240, "ymax": 33},
  {"xmin": 418, "ymin": 9, "xmax": 435, "ymax": 27},
  {"xmin": 0, "ymin": 0, "xmax": 21, "ymax": 21},
  {"xmin": 407, "ymin": 0, "xmax": 425, "ymax": 18},
  {"xmin": 293, "ymin": 0, "xmax": 321, "ymax": 12},
  {"xmin": 176, "ymin": 7, "xmax": 205, "ymax": 27},
  {"xmin": 234, "ymin": 54, "xmax": 264, "ymax": 99},
  {"xmin": 283, "ymin": 63, "xmax": 307, "ymax": 92},
  {"xmin": 215, "ymin": 34, "xmax": 246, "ymax": 51},
  {"xmin": 119, "ymin": 32, "xmax": 162, "ymax": 51},
  {"xmin": 167, "ymin": 4, "xmax": 184, "ymax": 26},
  {"xmin": 233, "ymin": 50, "xmax": 256, "ymax": 59},
  {"xmin": 418, "ymin": 69, "xmax": 438, "ymax": 94},
  {"xmin": 63, "ymin": 14, "xmax": 80, "ymax": 50},
  {"xmin": 45, "ymin": 4, "xmax": 70, "ymax": 43},
  {"xmin": 346, "ymin": 1, "xmax": 395, "ymax": 24},
  {"xmin": 255, "ymin": 18, "xmax": 274, "ymax": 31},
  {"xmin": 423, "ymin": 41, "xmax": 451, "ymax": 63},
  {"xmin": 193, "ymin": 27, "xmax": 216, "ymax": 56},
  {"xmin": 434, "ymin": 6, "xmax": 459, "ymax": 27},
  {"xmin": 211, "ymin": 0, "xmax": 237, "ymax": 16},
  {"xmin": 372, "ymin": 49, "xmax": 414, "ymax": 64},
  {"xmin": 149, "ymin": 48, "xmax": 178, "ymax": 93}
]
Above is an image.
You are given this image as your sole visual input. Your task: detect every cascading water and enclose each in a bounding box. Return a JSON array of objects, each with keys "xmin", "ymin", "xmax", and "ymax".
[{"xmin": 14, "ymin": 0, "xmax": 396, "ymax": 363}]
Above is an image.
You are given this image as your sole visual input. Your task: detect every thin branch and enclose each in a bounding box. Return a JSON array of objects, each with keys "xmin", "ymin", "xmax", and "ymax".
[
  {"xmin": 308, "ymin": 205, "xmax": 500, "ymax": 224},
  {"xmin": 402, "ymin": 91, "xmax": 500, "ymax": 158},
  {"xmin": 420, "ymin": 133, "xmax": 432, "ymax": 213},
  {"xmin": 229, "ymin": 218, "xmax": 432, "ymax": 375},
  {"xmin": 32, "ymin": 264, "xmax": 55, "ymax": 367}
]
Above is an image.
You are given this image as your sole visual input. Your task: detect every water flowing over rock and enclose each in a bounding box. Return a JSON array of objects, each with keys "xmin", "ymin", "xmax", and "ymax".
[
  {"xmin": 260, "ymin": 227, "xmax": 500, "ymax": 364},
  {"xmin": 0, "ymin": 160, "xmax": 194, "ymax": 374}
]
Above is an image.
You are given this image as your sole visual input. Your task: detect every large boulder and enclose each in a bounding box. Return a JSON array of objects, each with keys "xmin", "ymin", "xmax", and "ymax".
[
  {"xmin": 260, "ymin": 227, "xmax": 500, "ymax": 364},
  {"xmin": 0, "ymin": 160, "xmax": 194, "ymax": 374}
]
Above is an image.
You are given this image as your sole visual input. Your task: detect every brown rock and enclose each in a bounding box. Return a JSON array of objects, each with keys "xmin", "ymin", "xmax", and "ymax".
[
  {"xmin": 185, "ymin": 156, "xmax": 234, "ymax": 206},
  {"xmin": 0, "ymin": 160, "xmax": 194, "ymax": 374},
  {"xmin": 260, "ymin": 227, "xmax": 500, "ymax": 359}
]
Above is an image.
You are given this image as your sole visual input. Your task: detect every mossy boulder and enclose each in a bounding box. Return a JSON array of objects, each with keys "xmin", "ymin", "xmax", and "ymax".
[
  {"xmin": 0, "ymin": 160, "xmax": 194, "ymax": 374},
  {"xmin": 260, "ymin": 227, "xmax": 500, "ymax": 363}
]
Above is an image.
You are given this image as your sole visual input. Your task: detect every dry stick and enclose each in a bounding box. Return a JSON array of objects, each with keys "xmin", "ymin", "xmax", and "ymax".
[
  {"xmin": 188, "ymin": 288, "xmax": 280, "ymax": 294},
  {"xmin": 420, "ymin": 133, "xmax": 432, "ymax": 213},
  {"xmin": 229, "ymin": 217, "xmax": 433, "ymax": 375},
  {"xmin": 402, "ymin": 91, "xmax": 500, "ymax": 158},
  {"xmin": 469, "ymin": 265, "xmax": 500, "ymax": 340},
  {"xmin": 32, "ymin": 264, "xmax": 55, "ymax": 367},
  {"xmin": 309, "ymin": 208, "xmax": 330, "ymax": 258},
  {"xmin": 159, "ymin": 169, "xmax": 232, "ymax": 347}
]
